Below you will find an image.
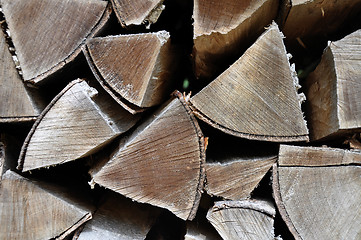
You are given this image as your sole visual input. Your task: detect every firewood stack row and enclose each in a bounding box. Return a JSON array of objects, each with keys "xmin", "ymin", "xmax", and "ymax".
[{"xmin": 0, "ymin": 0, "xmax": 360, "ymax": 239}]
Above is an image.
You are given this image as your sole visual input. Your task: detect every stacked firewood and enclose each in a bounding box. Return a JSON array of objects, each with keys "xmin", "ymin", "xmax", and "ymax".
[{"xmin": 1, "ymin": 0, "xmax": 360, "ymax": 239}]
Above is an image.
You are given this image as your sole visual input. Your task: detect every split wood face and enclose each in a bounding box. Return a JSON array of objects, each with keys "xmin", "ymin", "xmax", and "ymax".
[
  {"xmin": 190, "ymin": 23, "xmax": 309, "ymax": 142},
  {"xmin": 306, "ymin": 29, "xmax": 361, "ymax": 140},
  {"xmin": 0, "ymin": 170, "xmax": 92, "ymax": 240},
  {"xmin": 84, "ymin": 31, "xmax": 175, "ymax": 113},
  {"xmin": 274, "ymin": 145, "xmax": 361, "ymax": 240},
  {"xmin": 18, "ymin": 80, "xmax": 140, "ymax": 172},
  {"xmin": 205, "ymin": 156, "xmax": 276, "ymax": 200},
  {"xmin": 0, "ymin": 30, "xmax": 42, "ymax": 122},
  {"xmin": 207, "ymin": 200, "xmax": 275, "ymax": 240},
  {"xmin": 282, "ymin": 0, "xmax": 361, "ymax": 40},
  {"xmin": 92, "ymin": 92, "xmax": 206, "ymax": 221},
  {"xmin": 0, "ymin": 0, "xmax": 111, "ymax": 84},
  {"xmin": 111, "ymin": 0, "xmax": 164, "ymax": 27},
  {"xmin": 77, "ymin": 192, "xmax": 161, "ymax": 240},
  {"xmin": 192, "ymin": 0, "xmax": 278, "ymax": 80}
]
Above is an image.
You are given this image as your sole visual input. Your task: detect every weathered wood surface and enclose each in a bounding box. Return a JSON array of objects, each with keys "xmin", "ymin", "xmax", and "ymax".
[
  {"xmin": 0, "ymin": 30, "xmax": 43, "ymax": 122},
  {"xmin": 0, "ymin": 141, "xmax": 4, "ymax": 179},
  {"xmin": 189, "ymin": 23, "xmax": 308, "ymax": 142},
  {"xmin": 18, "ymin": 79, "xmax": 140, "ymax": 172},
  {"xmin": 1, "ymin": 0, "xmax": 111, "ymax": 84},
  {"xmin": 205, "ymin": 156, "xmax": 276, "ymax": 200},
  {"xmin": 110, "ymin": 0, "xmax": 165, "ymax": 27},
  {"xmin": 282, "ymin": 0, "xmax": 361, "ymax": 41},
  {"xmin": 207, "ymin": 200, "xmax": 275, "ymax": 240},
  {"xmin": 91, "ymin": 91, "xmax": 206, "ymax": 220},
  {"xmin": 192, "ymin": 0, "xmax": 278, "ymax": 80},
  {"xmin": 76, "ymin": 192, "xmax": 161, "ymax": 240},
  {"xmin": 184, "ymin": 216, "xmax": 222, "ymax": 240},
  {"xmin": 305, "ymin": 29, "xmax": 361, "ymax": 141},
  {"xmin": 273, "ymin": 145, "xmax": 361, "ymax": 240},
  {"xmin": 83, "ymin": 31, "xmax": 176, "ymax": 114},
  {"xmin": 0, "ymin": 170, "xmax": 93, "ymax": 240}
]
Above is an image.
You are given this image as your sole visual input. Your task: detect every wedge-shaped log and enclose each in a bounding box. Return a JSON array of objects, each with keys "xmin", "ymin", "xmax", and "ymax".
[
  {"xmin": 111, "ymin": 0, "xmax": 165, "ymax": 27},
  {"xmin": 273, "ymin": 145, "xmax": 361, "ymax": 240},
  {"xmin": 207, "ymin": 200, "xmax": 275, "ymax": 240},
  {"xmin": 189, "ymin": 23, "xmax": 308, "ymax": 142},
  {"xmin": 205, "ymin": 156, "xmax": 276, "ymax": 200},
  {"xmin": 18, "ymin": 79, "xmax": 140, "ymax": 172},
  {"xmin": 305, "ymin": 29, "xmax": 361, "ymax": 141},
  {"xmin": 91, "ymin": 91, "xmax": 206, "ymax": 220},
  {"xmin": 282, "ymin": 0, "xmax": 361, "ymax": 41},
  {"xmin": 0, "ymin": 170, "xmax": 93, "ymax": 239},
  {"xmin": 1, "ymin": 0, "xmax": 111, "ymax": 84},
  {"xmin": 83, "ymin": 31, "xmax": 176, "ymax": 114},
  {"xmin": 0, "ymin": 30, "xmax": 44, "ymax": 122},
  {"xmin": 192, "ymin": 0, "xmax": 278, "ymax": 80},
  {"xmin": 77, "ymin": 192, "xmax": 161, "ymax": 240}
]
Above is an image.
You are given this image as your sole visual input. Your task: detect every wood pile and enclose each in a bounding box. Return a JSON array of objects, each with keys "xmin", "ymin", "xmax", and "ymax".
[{"xmin": 0, "ymin": 0, "xmax": 360, "ymax": 239}]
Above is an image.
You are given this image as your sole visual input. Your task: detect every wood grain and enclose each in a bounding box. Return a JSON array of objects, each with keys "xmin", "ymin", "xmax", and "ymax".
[
  {"xmin": 0, "ymin": 170, "xmax": 93, "ymax": 240},
  {"xmin": 1, "ymin": 0, "xmax": 111, "ymax": 83},
  {"xmin": 0, "ymin": 30, "xmax": 42, "ymax": 122},
  {"xmin": 77, "ymin": 192, "xmax": 161, "ymax": 240},
  {"xmin": 282, "ymin": 0, "xmax": 361, "ymax": 40},
  {"xmin": 18, "ymin": 80, "xmax": 140, "ymax": 172},
  {"xmin": 91, "ymin": 91, "xmax": 206, "ymax": 220},
  {"xmin": 205, "ymin": 156, "xmax": 276, "ymax": 200},
  {"xmin": 84, "ymin": 31, "xmax": 176, "ymax": 113},
  {"xmin": 190, "ymin": 23, "xmax": 309, "ymax": 142},
  {"xmin": 306, "ymin": 29, "xmax": 361, "ymax": 140},
  {"xmin": 111, "ymin": 0, "xmax": 164, "ymax": 27},
  {"xmin": 193, "ymin": 0, "xmax": 278, "ymax": 80},
  {"xmin": 273, "ymin": 145, "xmax": 361, "ymax": 240},
  {"xmin": 207, "ymin": 200, "xmax": 275, "ymax": 240}
]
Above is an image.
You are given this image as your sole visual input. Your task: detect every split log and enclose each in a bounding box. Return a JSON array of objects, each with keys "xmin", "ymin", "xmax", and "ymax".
[
  {"xmin": 282, "ymin": 0, "xmax": 361, "ymax": 42},
  {"xmin": 76, "ymin": 191, "xmax": 161, "ymax": 240},
  {"xmin": 17, "ymin": 79, "xmax": 140, "ymax": 172},
  {"xmin": 205, "ymin": 156, "xmax": 276, "ymax": 200},
  {"xmin": 0, "ymin": 29, "xmax": 44, "ymax": 122},
  {"xmin": 207, "ymin": 200, "xmax": 275, "ymax": 240},
  {"xmin": 0, "ymin": 170, "xmax": 94, "ymax": 240},
  {"xmin": 189, "ymin": 23, "xmax": 309, "ymax": 142},
  {"xmin": 273, "ymin": 145, "xmax": 361, "ymax": 240},
  {"xmin": 90, "ymin": 91, "xmax": 206, "ymax": 220},
  {"xmin": 83, "ymin": 31, "xmax": 177, "ymax": 114},
  {"xmin": 110, "ymin": 0, "xmax": 165, "ymax": 27},
  {"xmin": 192, "ymin": 0, "xmax": 278, "ymax": 80},
  {"xmin": 0, "ymin": 0, "xmax": 111, "ymax": 84},
  {"xmin": 305, "ymin": 29, "xmax": 361, "ymax": 141},
  {"xmin": 184, "ymin": 215, "xmax": 222, "ymax": 240}
]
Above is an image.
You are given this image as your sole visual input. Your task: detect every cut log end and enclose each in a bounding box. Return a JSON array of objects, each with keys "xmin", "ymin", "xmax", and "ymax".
[
  {"xmin": 190, "ymin": 23, "xmax": 309, "ymax": 142},
  {"xmin": 91, "ymin": 90, "xmax": 206, "ymax": 221}
]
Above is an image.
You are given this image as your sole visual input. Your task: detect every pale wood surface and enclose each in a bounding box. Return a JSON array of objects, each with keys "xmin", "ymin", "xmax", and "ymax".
[
  {"xmin": 205, "ymin": 156, "xmax": 276, "ymax": 200},
  {"xmin": 185, "ymin": 220, "xmax": 222, "ymax": 240},
  {"xmin": 84, "ymin": 31, "xmax": 176, "ymax": 112},
  {"xmin": 279, "ymin": 144, "xmax": 361, "ymax": 166},
  {"xmin": 190, "ymin": 23, "xmax": 308, "ymax": 142},
  {"xmin": 0, "ymin": 170, "xmax": 92, "ymax": 240},
  {"xmin": 18, "ymin": 80, "xmax": 140, "ymax": 171},
  {"xmin": 274, "ymin": 145, "xmax": 361, "ymax": 240},
  {"xmin": 306, "ymin": 29, "xmax": 361, "ymax": 140},
  {"xmin": 207, "ymin": 200, "xmax": 275, "ymax": 240},
  {"xmin": 91, "ymin": 92, "xmax": 205, "ymax": 220},
  {"xmin": 77, "ymin": 192, "xmax": 161, "ymax": 240},
  {"xmin": 193, "ymin": 0, "xmax": 278, "ymax": 79},
  {"xmin": 0, "ymin": 30, "xmax": 42, "ymax": 121},
  {"xmin": 111, "ymin": 0, "xmax": 164, "ymax": 27},
  {"xmin": 282, "ymin": 0, "xmax": 361, "ymax": 40},
  {"xmin": 1, "ymin": 0, "xmax": 111, "ymax": 83}
]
